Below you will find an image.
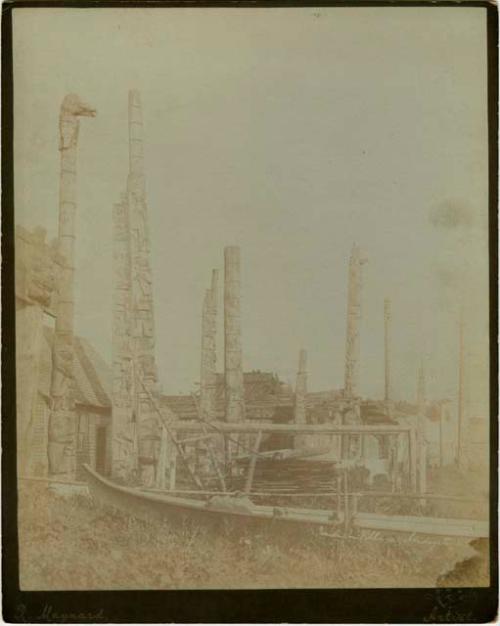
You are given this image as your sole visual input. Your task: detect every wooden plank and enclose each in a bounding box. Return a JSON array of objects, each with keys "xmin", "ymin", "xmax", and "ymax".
[
  {"xmin": 170, "ymin": 420, "xmax": 412, "ymax": 435},
  {"xmin": 355, "ymin": 512, "xmax": 489, "ymax": 538},
  {"xmin": 19, "ymin": 475, "xmax": 87, "ymax": 486},
  {"xmin": 176, "ymin": 434, "xmax": 214, "ymax": 445}
]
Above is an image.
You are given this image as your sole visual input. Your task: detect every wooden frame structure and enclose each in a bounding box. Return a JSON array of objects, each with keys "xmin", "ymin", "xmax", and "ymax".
[{"xmin": 158, "ymin": 420, "xmax": 418, "ymax": 494}]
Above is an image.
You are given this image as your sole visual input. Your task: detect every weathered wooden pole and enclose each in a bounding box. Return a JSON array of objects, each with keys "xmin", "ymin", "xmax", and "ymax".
[
  {"xmin": 155, "ymin": 425, "xmax": 168, "ymax": 489},
  {"xmin": 344, "ymin": 244, "xmax": 366, "ymax": 398},
  {"xmin": 224, "ymin": 246, "xmax": 244, "ymax": 423},
  {"xmin": 244, "ymin": 430, "xmax": 263, "ymax": 494},
  {"xmin": 110, "ymin": 89, "xmax": 161, "ymax": 486},
  {"xmin": 294, "ymin": 349, "xmax": 308, "ymax": 424},
  {"xmin": 384, "ymin": 298, "xmax": 398, "ymax": 479},
  {"xmin": 417, "ymin": 361, "xmax": 427, "ymax": 498},
  {"xmin": 127, "ymin": 89, "xmax": 161, "ymax": 487},
  {"xmin": 384, "ymin": 298, "xmax": 391, "ymax": 404},
  {"xmin": 457, "ymin": 307, "xmax": 465, "ymax": 468},
  {"xmin": 110, "ymin": 193, "xmax": 137, "ymax": 480},
  {"xmin": 200, "ymin": 269, "xmax": 219, "ymax": 422},
  {"xmin": 294, "ymin": 349, "xmax": 308, "ymax": 449},
  {"xmin": 342, "ymin": 245, "xmax": 366, "ymax": 458},
  {"xmin": 409, "ymin": 428, "xmax": 418, "ymax": 492},
  {"xmin": 439, "ymin": 402, "xmax": 444, "ymax": 468},
  {"xmin": 168, "ymin": 435, "xmax": 177, "ymax": 491},
  {"xmin": 48, "ymin": 95, "xmax": 95, "ymax": 479}
]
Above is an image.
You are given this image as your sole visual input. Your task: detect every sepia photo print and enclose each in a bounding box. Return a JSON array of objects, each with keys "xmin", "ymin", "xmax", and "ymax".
[{"xmin": 6, "ymin": 3, "xmax": 495, "ymax": 605}]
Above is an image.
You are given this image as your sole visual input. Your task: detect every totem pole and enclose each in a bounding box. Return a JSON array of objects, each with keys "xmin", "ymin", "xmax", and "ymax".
[
  {"xmin": 417, "ymin": 360, "xmax": 427, "ymax": 496},
  {"xmin": 384, "ymin": 298, "xmax": 391, "ymax": 405},
  {"xmin": 294, "ymin": 349, "xmax": 308, "ymax": 424},
  {"xmin": 457, "ymin": 307, "xmax": 466, "ymax": 468},
  {"xmin": 110, "ymin": 192, "xmax": 137, "ymax": 480},
  {"xmin": 223, "ymin": 246, "xmax": 245, "ymax": 463},
  {"xmin": 110, "ymin": 90, "xmax": 160, "ymax": 486},
  {"xmin": 200, "ymin": 269, "xmax": 219, "ymax": 422},
  {"xmin": 48, "ymin": 94, "xmax": 95, "ymax": 478},
  {"xmin": 293, "ymin": 349, "xmax": 308, "ymax": 449},
  {"xmin": 344, "ymin": 244, "xmax": 366, "ymax": 398},
  {"xmin": 224, "ymin": 246, "xmax": 244, "ymax": 423},
  {"xmin": 342, "ymin": 244, "xmax": 366, "ymax": 458}
]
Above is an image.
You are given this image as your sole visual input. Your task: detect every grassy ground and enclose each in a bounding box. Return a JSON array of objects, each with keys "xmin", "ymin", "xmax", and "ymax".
[{"xmin": 18, "ymin": 482, "xmax": 489, "ymax": 590}]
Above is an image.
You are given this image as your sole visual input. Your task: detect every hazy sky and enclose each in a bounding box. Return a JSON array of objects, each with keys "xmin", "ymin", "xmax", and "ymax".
[{"xmin": 13, "ymin": 7, "xmax": 489, "ymax": 411}]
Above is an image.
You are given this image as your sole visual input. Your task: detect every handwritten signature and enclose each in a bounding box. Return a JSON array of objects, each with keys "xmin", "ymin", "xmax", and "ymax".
[{"xmin": 15, "ymin": 603, "xmax": 105, "ymax": 623}]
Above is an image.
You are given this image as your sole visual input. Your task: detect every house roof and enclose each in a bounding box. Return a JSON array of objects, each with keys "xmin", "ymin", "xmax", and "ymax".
[{"xmin": 40, "ymin": 327, "xmax": 112, "ymax": 409}]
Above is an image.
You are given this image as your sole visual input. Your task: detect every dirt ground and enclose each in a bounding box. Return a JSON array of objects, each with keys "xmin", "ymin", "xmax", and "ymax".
[{"xmin": 17, "ymin": 482, "xmax": 489, "ymax": 590}]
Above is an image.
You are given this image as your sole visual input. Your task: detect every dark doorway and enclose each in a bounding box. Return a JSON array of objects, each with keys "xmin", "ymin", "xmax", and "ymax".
[{"xmin": 95, "ymin": 426, "xmax": 107, "ymax": 475}]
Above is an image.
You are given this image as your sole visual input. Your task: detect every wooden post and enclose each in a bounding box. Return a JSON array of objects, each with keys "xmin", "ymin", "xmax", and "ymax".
[
  {"xmin": 343, "ymin": 470, "xmax": 350, "ymax": 534},
  {"xmin": 336, "ymin": 476, "xmax": 342, "ymax": 522},
  {"xmin": 417, "ymin": 363, "xmax": 427, "ymax": 500},
  {"xmin": 384, "ymin": 298, "xmax": 391, "ymax": 404},
  {"xmin": 439, "ymin": 404, "xmax": 444, "ymax": 468},
  {"xmin": 244, "ymin": 431, "xmax": 263, "ymax": 494},
  {"xmin": 390, "ymin": 436, "xmax": 397, "ymax": 493},
  {"xmin": 168, "ymin": 433, "xmax": 177, "ymax": 491},
  {"xmin": 457, "ymin": 307, "xmax": 465, "ymax": 468},
  {"xmin": 409, "ymin": 427, "xmax": 418, "ymax": 492},
  {"xmin": 351, "ymin": 491, "xmax": 358, "ymax": 521},
  {"xmin": 155, "ymin": 425, "xmax": 168, "ymax": 489}
]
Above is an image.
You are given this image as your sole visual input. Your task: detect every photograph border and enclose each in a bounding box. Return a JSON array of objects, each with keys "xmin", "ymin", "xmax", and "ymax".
[{"xmin": 2, "ymin": 1, "xmax": 498, "ymax": 622}]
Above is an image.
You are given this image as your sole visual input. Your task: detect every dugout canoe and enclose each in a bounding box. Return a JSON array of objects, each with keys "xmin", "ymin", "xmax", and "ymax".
[
  {"xmin": 82, "ymin": 464, "xmax": 341, "ymax": 534},
  {"xmin": 83, "ymin": 465, "xmax": 488, "ymax": 539}
]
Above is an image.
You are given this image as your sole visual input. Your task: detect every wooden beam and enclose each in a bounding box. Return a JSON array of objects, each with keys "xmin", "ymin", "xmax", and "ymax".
[
  {"xmin": 168, "ymin": 420, "xmax": 412, "ymax": 435},
  {"xmin": 355, "ymin": 512, "xmax": 488, "ymax": 538}
]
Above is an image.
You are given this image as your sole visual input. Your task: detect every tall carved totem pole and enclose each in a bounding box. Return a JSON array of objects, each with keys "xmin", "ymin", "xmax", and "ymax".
[
  {"xmin": 294, "ymin": 349, "xmax": 308, "ymax": 425},
  {"xmin": 224, "ymin": 246, "xmax": 245, "ymax": 423},
  {"xmin": 111, "ymin": 190, "xmax": 136, "ymax": 480},
  {"xmin": 344, "ymin": 244, "xmax": 366, "ymax": 399},
  {"xmin": 111, "ymin": 90, "xmax": 160, "ymax": 485},
  {"xmin": 417, "ymin": 360, "xmax": 427, "ymax": 495},
  {"xmin": 342, "ymin": 244, "xmax": 366, "ymax": 458},
  {"xmin": 200, "ymin": 269, "xmax": 219, "ymax": 422},
  {"xmin": 48, "ymin": 94, "xmax": 95, "ymax": 478},
  {"xmin": 384, "ymin": 298, "xmax": 392, "ymax": 404}
]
